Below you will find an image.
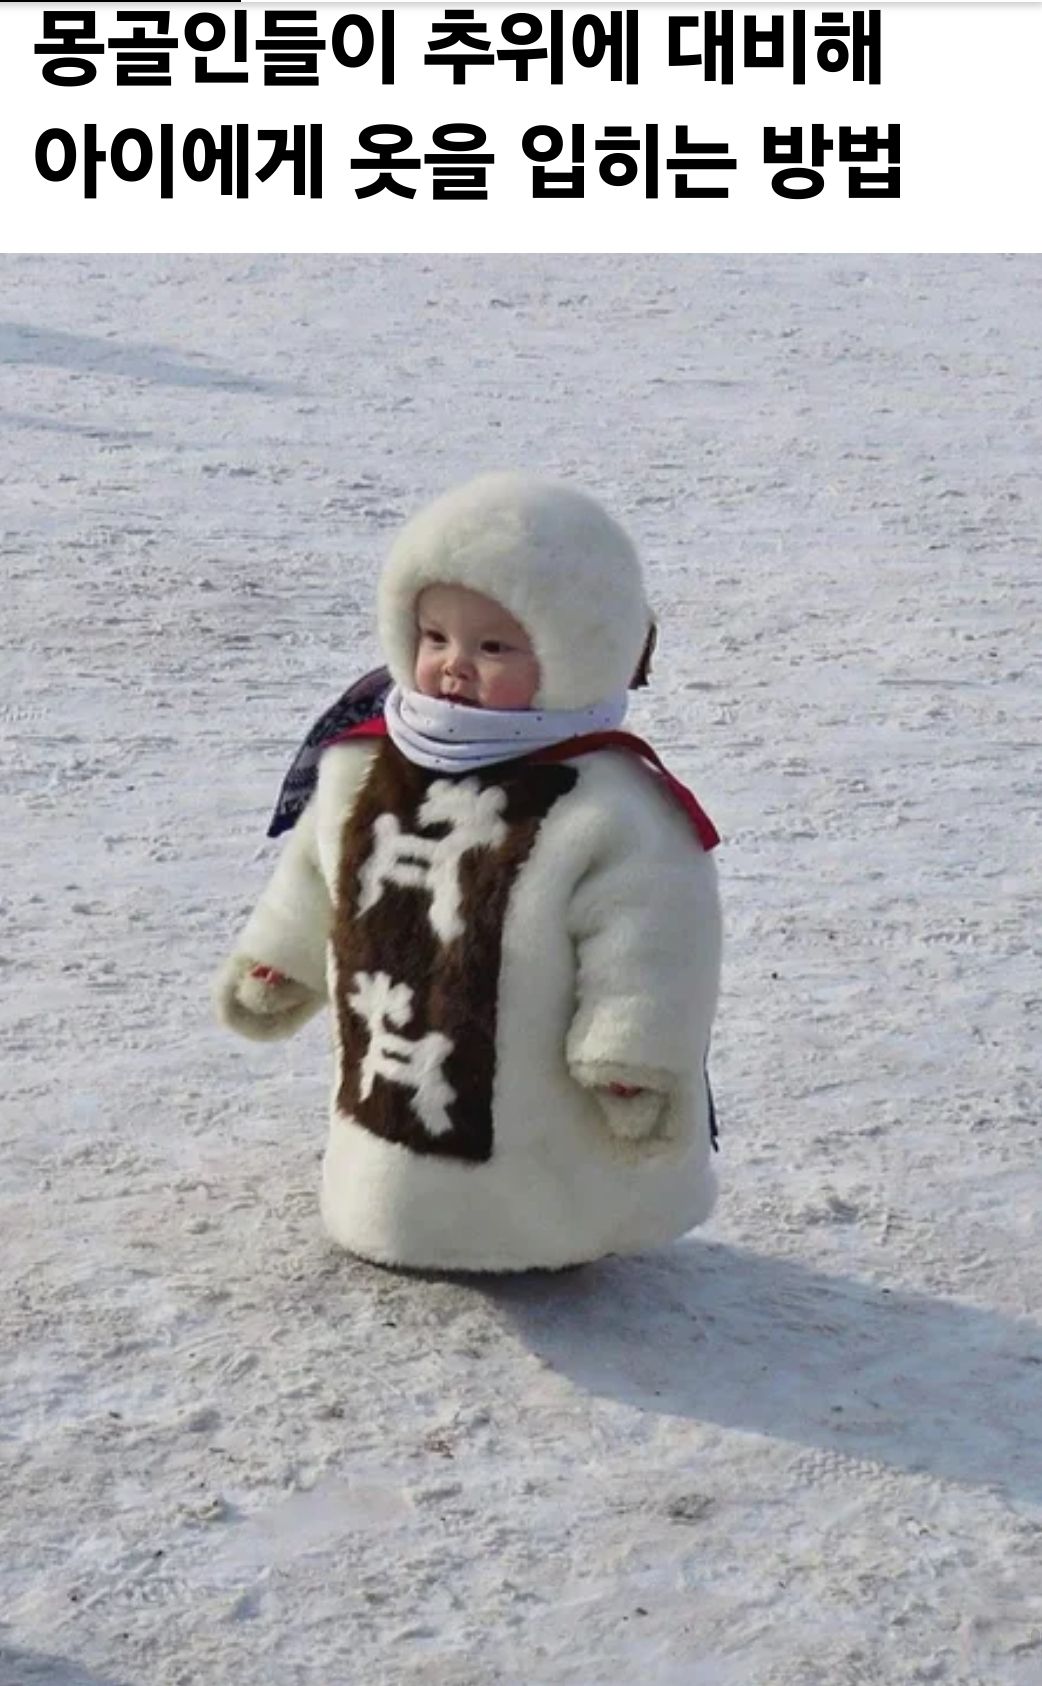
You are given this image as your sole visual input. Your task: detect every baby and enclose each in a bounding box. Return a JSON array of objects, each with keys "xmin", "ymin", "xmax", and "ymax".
[{"xmin": 214, "ymin": 472, "xmax": 722, "ymax": 1272}]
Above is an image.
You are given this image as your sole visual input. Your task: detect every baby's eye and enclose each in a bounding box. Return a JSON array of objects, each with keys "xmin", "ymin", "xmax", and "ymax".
[
  {"xmin": 421, "ymin": 628, "xmax": 446, "ymax": 645},
  {"xmin": 481, "ymin": 640, "xmax": 507, "ymax": 656}
]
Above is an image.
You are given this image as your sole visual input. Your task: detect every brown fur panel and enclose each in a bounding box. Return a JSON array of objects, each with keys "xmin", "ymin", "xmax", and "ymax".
[{"xmin": 332, "ymin": 741, "xmax": 576, "ymax": 1162}]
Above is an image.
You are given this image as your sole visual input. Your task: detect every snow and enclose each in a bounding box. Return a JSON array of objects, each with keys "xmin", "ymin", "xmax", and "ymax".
[{"xmin": 1, "ymin": 253, "xmax": 1041, "ymax": 1686}]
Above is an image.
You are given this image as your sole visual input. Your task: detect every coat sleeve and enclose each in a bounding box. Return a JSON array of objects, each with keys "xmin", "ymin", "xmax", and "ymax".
[
  {"xmin": 233, "ymin": 795, "xmax": 332, "ymax": 997},
  {"xmin": 564, "ymin": 792, "xmax": 721, "ymax": 1093}
]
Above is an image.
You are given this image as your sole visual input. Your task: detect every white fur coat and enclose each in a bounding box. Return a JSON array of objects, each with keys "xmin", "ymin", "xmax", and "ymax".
[{"xmin": 217, "ymin": 738, "xmax": 722, "ymax": 1272}]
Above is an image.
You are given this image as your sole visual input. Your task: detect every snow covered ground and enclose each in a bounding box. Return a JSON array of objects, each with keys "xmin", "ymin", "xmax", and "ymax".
[{"xmin": 1, "ymin": 253, "xmax": 1040, "ymax": 1686}]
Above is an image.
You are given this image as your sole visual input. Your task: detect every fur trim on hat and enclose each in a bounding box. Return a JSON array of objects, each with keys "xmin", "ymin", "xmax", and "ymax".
[{"xmin": 376, "ymin": 472, "xmax": 651, "ymax": 710}]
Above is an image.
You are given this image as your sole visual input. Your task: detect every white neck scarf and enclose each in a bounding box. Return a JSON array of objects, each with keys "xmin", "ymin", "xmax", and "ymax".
[{"xmin": 383, "ymin": 684, "xmax": 628, "ymax": 774}]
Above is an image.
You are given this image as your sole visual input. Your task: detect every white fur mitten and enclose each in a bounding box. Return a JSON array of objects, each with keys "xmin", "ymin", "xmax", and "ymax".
[
  {"xmin": 213, "ymin": 955, "xmax": 324, "ymax": 1041},
  {"xmin": 594, "ymin": 1087, "xmax": 668, "ymax": 1142},
  {"xmin": 570, "ymin": 1061, "xmax": 672, "ymax": 1149}
]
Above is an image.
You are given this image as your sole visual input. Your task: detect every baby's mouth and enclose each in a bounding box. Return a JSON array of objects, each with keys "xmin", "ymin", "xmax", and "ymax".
[{"xmin": 443, "ymin": 694, "xmax": 480, "ymax": 707}]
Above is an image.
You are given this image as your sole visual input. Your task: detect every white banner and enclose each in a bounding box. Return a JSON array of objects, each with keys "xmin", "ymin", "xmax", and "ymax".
[{"xmin": 2, "ymin": 2, "xmax": 1040, "ymax": 251}]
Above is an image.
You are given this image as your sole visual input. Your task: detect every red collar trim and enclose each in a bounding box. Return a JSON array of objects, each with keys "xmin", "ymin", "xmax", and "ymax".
[
  {"xmin": 529, "ymin": 731, "xmax": 719, "ymax": 850},
  {"xmin": 329, "ymin": 718, "xmax": 719, "ymax": 850},
  {"xmin": 330, "ymin": 718, "xmax": 389, "ymax": 746}
]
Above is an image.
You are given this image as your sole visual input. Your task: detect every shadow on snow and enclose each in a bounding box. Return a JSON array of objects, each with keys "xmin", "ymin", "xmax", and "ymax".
[
  {"xmin": 481, "ymin": 1239, "xmax": 1042, "ymax": 1507},
  {"xmin": 0, "ymin": 320, "xmax": 290, "ymax": 395},
  {"xmin": 0, "ymin": 1645, "xmax": 128, "ymax": 1686}
]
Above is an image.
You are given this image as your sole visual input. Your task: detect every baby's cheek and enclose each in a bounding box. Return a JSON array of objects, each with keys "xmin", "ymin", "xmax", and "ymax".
[
  {"xmin": 495, "ymin": 662, "xmax": 540, "ymax": 710},
  {"xmin": 414, "ymin": 649, "xmax": 437, "ymax": 693}
]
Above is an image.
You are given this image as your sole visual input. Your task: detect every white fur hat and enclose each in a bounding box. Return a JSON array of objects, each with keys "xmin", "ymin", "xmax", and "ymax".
[{"xmin": 376, "ymin": 471, "xmax": 651, "ymax": 710}]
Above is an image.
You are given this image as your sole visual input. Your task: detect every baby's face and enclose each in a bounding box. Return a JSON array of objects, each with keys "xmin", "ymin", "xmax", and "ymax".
[{"xmin": 414, "ymin": 584, "xmax": 541, "ymax": 710}]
